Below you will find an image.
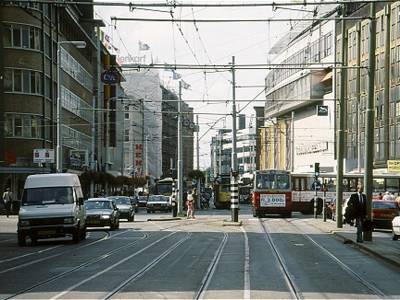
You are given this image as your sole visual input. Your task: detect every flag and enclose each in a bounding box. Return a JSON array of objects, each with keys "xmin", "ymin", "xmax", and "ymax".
[
  {"xmin": 181, "ymin": 80, "xmax": 191, "ymax": 90},
  {"xmin": 139, "ymin": 41, "xmax": 150, "ymax": 51},
  {"xmin": 172, "ymin": 70, "xmax": 182, "ymax": 80}
]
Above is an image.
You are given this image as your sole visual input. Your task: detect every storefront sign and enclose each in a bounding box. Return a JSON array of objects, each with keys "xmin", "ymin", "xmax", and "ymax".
[
  {"xmin": 33, "ymin": 149, "xmax": 54, "ymax": 163},
  {"xmin": 388, "ymin": 160, "xmax": 400, "ymax": 173}
]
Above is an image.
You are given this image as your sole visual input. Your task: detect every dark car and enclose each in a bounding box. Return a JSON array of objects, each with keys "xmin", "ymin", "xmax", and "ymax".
[
  {"xmin": 85, "ymin": 198, "xmax": 119, "ymax": 230},
  {"xmin": 137, "ymin": 195, "xmax": 148, "ymax": 208},
  {"xmin": 146, "ymin": 195, "xmax": 172, "ymax": 213},
  {"xmin": 372, "ymin": 200, "xmax": 399, "ymax": 229},
  {"xmin": 108, "ymin": 196, "xmax": 135, "ymax": 222}
]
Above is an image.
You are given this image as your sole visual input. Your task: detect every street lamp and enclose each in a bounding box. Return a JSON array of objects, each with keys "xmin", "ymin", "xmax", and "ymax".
[{"xmin": 56, "ymin": 40, "xmax": 87, "ymax": 173}]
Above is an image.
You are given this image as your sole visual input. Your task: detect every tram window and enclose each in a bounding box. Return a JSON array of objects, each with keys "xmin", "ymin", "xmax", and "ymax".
[
  {"xmin": 276, "ymin": 174, "xmax": 289, "ymax": 189},
  {"xmin": 386, "ymin": 178, "xmax": 399, "ymax": 192},
  {"xmin": 373, "ymin": 178, "xmax": 384, "ymax": 192},
  {"xmin": 327, "ymin": 178, "xmax": 335, "ymax": 191}
]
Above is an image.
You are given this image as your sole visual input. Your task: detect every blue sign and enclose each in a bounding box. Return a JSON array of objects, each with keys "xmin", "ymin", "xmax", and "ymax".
[
  {"xmin": 101, "ymin": 70, "xmax": 120, "ymax": 84},
  {"xmin": 312, "ymin": 180, "xmax": 322, "ymax": 191}
]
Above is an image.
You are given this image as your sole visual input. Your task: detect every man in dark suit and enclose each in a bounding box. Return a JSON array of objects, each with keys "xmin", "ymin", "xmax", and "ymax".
[{"xmin": 346, "ymin": 184, "xmax": 367, "ymax": 242}]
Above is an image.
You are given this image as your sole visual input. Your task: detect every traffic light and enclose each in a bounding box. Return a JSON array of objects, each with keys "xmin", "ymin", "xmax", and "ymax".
[{"xmin": 314, "ymin": 162, "xmax": 320, "ymax": 177}]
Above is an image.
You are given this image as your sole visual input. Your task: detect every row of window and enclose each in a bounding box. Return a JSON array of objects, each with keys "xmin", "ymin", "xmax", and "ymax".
[
  {"xmin": 62, "ymin": 125, "xmax": 91, "ymax": 151},
  {"xmin": 3, "ymin": 113, "xmax": 49, "ymax": 139},
  {"xmin": 60, "ymin": 48, "xmax": 93, "ymax": 91},
  {"xmin": 3, "ymin": 23, "xmax": 42, "ymax": 51},
  {"xmin": 3, "ymin": 68, "xmax": 42, "ymax": 95},
  {"xmin": 265, "ymin": 32, "xmax": 332, "ymax": 88},
  {"xmin": 61, "ymin": 86, "xmax": 93, "ymax": 123}
]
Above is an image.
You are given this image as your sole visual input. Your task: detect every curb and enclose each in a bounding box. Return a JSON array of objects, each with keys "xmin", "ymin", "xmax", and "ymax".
[
  {"xmin": 147, "ymin": 217, "xmax": 182, "ymax": 222},
  {"xmin": 332, "ymin": 231, "xmax": 400, "ymax": 269},
  {"xmin": 222, "ymin": 220, "xmax": 242, "ymax": 226}
]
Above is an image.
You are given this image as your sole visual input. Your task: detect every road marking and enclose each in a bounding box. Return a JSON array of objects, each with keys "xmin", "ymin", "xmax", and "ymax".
[
  {"xmin": 195, "ymin": 232, "xmax": 228, "ymax": 300},
  {"xmin": 50, "ymin": 231, "xmax": 178, "ymax": 300},
  {"xmin": 240, "ymin": 226, "xmax": 251, "ymax": 300}
]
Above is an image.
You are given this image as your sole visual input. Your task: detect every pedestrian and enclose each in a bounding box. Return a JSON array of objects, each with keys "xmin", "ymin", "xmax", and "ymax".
[
  {"xmin": 2, "ymin": 187, "xmax": 13, "ymax": 218},
  {"xmin": 186, "ymin": 190, "xmax": 195, "ymax": 219},
  {"xmin": 345, "ymin": 183, "xmax": 367, "ymax": 243}
]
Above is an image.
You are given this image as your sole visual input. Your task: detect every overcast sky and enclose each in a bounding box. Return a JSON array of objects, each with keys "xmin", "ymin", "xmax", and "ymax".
[{"xmin": 95, "ymin": 1, "xmax": 312, "ymax": 169}]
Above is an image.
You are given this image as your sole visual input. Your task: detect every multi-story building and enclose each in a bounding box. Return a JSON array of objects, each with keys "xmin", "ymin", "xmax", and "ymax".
[
  {"xmin": 210, "ymin": 127, "xmax": 256, "ymax": 177},
  {"xmin": 0, "ymin": 2, "xmax": 98, "ymax": 197},
  {"xmin": 161, "ymin": 86, "xmax": 194, "ymax": 179},
  {"xmin": 336, "ymin": 2, "xmax": 397, "ymax": 173},
  {"xmin": 260, "ymin": 5, "xmax": 337, "ymax": 173}
]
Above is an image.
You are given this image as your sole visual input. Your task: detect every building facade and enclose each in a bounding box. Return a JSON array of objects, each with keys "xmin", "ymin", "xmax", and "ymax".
[
  {"xmin": 261, "ymin": 5, "xmax": 337, "ymax": 174},
  {"xmin": 0, "ymin": 1, "xmax": 97, "ymax": 197}
]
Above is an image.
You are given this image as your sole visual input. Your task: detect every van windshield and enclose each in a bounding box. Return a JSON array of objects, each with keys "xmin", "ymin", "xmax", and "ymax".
[{"xmin": 22, "ymin": 187, "xmax": 74, "ymax": 205}]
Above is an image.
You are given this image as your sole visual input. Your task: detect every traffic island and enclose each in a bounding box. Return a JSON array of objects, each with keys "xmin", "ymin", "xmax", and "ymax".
[{"xmin": 222, "ymin": 220, "xmax": 242, "ymax": 226}]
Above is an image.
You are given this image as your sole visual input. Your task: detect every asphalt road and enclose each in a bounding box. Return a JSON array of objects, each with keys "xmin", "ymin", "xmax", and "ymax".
[{"xmin": 0, "ymin": 205, "xmax": 399, "ymax": 299}]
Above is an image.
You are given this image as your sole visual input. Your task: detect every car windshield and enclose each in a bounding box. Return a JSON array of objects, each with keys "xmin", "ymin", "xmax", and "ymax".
[
  {"xmin": 148, "ymin": 196, "xmax": 164, "ymax": 202},
  {"xmin": 157, "ymin": 184, "xmax": 172, "ymax": 194},
  {"xmin": 373, "ymin": 201, "xmax": 398, "ymax": 209},
  {"xmin": 85, "ymin": 201, "xmax": 112, "ymax": 210},
  {"xmin": 22, "ymin": 187, "xmax": 74, "ymax": 206},
  {"xmin": 138, "ymin": 196, "xmax": 148, "ymax": 202},
  {"xmin": 111, "ymin": 197, "xmax": 130, "ymax": 205}
]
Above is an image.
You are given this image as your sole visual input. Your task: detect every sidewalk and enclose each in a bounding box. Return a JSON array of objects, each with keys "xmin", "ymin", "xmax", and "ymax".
[{"xmin": 306, "ymin": 218, "xmax": 400, "ymax": 268}]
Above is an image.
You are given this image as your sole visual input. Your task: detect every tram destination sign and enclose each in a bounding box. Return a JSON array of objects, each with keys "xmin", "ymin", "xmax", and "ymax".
[{"xmin": 260, "ymin": 194, "xmax": 286, "ymax": 207}]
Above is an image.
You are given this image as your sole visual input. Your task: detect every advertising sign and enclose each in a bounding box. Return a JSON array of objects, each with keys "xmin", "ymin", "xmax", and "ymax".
[
  {"xmin": 388, "ymin": 160, "xmax": 400, "ymax": 173},
  {"xmin": 135, "ymin": 144, "xmax": 143, "ymax": 175},
  {"xmin": 33, "ymin": 149, "xmax": 54, "ymax": 163},
  {"xmin": 260, "ymin": 194, "xmax": 286, "ymax": 207}
]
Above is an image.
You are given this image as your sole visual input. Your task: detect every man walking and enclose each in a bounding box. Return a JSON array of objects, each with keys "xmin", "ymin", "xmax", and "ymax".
[
  {"xmin": 2, "ymin": 187, "xmax": 13, "ymax": 218},
  {"xmin": 346, "ymin": 183, "xmax": 367, "ymax": 243}
]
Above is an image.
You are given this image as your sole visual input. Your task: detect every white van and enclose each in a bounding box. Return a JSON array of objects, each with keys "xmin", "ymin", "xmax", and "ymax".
[{"xmin": 18, "ymin": 173, "xmax": 86, "ymax": 246}]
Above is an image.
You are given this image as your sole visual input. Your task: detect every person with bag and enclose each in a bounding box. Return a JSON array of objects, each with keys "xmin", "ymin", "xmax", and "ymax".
[
  {"xmin": 186, "ymin": 190, "xmax": 195, "ymax": 219},
  {"xmin": 345, "ymin": 183, "xmax": 367, "ymax": 243},
  {"xmin": 2, "ymin": 187, "xmax": 13, "ymax": 218}
]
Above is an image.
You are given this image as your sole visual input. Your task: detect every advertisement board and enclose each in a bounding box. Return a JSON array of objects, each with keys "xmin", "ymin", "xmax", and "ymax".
[
  {"xmin": 33, "ymin": 149, "xmax": 54, "ymax": 163},
  {"xmin": 260, "ymin": 194, "xmax": 286, "ymax": 207}
]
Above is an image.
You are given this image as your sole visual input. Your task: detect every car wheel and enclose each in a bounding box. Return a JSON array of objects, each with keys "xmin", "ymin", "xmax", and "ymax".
[
  {"xmin": 393, "ymin": 234, "xmax": 399, "ymax": 241},
  {"xmin": 18, "ymin": 232, "xmax": 26, "ymax": 246}
]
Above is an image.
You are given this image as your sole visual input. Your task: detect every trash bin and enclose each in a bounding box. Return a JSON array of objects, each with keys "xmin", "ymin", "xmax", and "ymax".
[{"xmin": 172, "ymin": 200, "xmax": 177, "ymax": 217}]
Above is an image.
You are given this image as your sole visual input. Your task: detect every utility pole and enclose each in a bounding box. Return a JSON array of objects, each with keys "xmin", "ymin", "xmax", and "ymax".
[
  {"xmin": 196, "ymin": 114, "xmax": 201, "ymax": 209},
  {"xmin": 364, "ymin": 2, "xmax": 376, "ymax": 242},
  {"xmin": 177, "ymin": 81, "xmax": 184, "ymax": 215},
  {"xmin": 230, "ymin": 56, "xmax": 239, "ymax": 222},
  {"xmin": 336, "ymin": 4, "xmax": 347, "ymax": 228}
]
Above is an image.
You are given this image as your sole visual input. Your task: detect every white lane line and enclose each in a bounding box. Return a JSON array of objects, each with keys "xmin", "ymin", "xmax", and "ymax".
[
  {"xmin": 0, "ymin": 230, "xmax": 128, "ymax": 274},
  {"xmin": 0, "ymin": 245, "xmax": 63, "ymax": 264},
  {"xmin": 50, "ymin": 231, "xmax": 178, "ymax": 300},
  {"xmin": 195, "ymin": 232, "xmax": 228, "ymax": 300},
  {"xmin": 105, "ymin": 233, "xmax": 192, "ymax": 299},
  {"xmin": 240, "ymin": 226, "xmax": 251, "ymax": 300}
]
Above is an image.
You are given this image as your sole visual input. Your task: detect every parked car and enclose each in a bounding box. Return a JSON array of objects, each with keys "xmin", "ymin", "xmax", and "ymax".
[
  {"xmin": 85, "ymin": 198, "xmax": 119, "ymax": 230},
  {"xmin": 137, "ymin": 195, "xmax": 148, "ymax": 207},
  {"xmin": 392, "ymin": 216, "xmax": 400, "ymax": 240},
  {"xmin": 108, "ymin": 196, "xmax": 135, "ymax": 222},
  {"xmin": 372, "ymin": 200, "xmax": 399, "ymax": 229},
  {"xmin": 18, "ymin": 173, "xmax": 86, "ymax": 246},
  {"xmin": 147, "ymin": 195, "xmax": 172, "ymax": 213}
]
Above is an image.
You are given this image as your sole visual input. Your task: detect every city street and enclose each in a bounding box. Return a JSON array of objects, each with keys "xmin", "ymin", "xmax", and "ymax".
[{"xmin": 1, "ymin": 205, "xmax": 400, "ymax": 299}]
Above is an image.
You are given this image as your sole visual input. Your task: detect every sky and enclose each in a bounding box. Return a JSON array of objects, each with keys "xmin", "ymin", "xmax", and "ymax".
[{"xmin": 95, "ymin": 1, "xmax": 311, "ymax": 169}]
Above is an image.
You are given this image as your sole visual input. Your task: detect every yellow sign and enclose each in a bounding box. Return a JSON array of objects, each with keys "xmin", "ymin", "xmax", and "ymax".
[{"xmin": 387, "ymin": 160, "xmax": 400, "ymax": 173}]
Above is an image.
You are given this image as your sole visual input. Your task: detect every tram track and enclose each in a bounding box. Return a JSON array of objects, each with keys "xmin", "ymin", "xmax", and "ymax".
[
  {"xmin": 286, "ymin": 218, "xmax": 387, "ymax": 298},
  {"xmin": 5, "ymin": 232, "xmax": 149, "ymax": 300},
  {"xmin": 0, "ymin": 229, "xmax": 130, "ymax": 275},
  {"xmin": 49, "ymin": 231, "xmax": 186, "ymax": 300},
  {"xmin": 259, "ymin": 219, "xmax": 302, "ymax": 300}
]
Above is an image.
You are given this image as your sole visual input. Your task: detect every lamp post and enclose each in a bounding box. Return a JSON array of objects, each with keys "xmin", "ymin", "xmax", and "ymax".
[{"xmin": 56, "ymin": 40, "xmax": 86, "ymax": 173}]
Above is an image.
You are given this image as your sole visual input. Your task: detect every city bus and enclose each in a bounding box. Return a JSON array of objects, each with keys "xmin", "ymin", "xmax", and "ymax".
[
  {"xmin": 291, "ymin": 172, "xmax": 400, "ymax": 214},
  {"xmin": 213, "ymin": 174, "xmax": 231, "ymax": 209},
  {"xmin": 252, "ymin": 170, "xmax": 292, "ymax": 217}
]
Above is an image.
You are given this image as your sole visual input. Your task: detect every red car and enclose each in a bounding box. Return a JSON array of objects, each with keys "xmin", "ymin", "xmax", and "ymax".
[{"xmin": 372, "ymin": 200, "xmax": 399, "ymax": 229}]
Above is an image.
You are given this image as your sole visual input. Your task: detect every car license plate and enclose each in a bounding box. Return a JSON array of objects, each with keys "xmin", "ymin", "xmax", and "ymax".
[{"xmin": 38, "ymin": 230, "xmax": 56, "ymax": 235}]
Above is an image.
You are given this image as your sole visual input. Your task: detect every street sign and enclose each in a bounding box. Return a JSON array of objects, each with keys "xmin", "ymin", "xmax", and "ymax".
[
  {"xmin": 33, "ymin": 149, "xmax": 54, "ymax": 163},
  {"xmin": 316, "ymin": 105, "xmax": 329, "ymax": 116},
  {"xmin": 312, "ymin": 180, "xmax": 322, "ymax": 191},
  {"xmin": 101, "ymin": 69, "xmax": 120, "ymax": 84}
]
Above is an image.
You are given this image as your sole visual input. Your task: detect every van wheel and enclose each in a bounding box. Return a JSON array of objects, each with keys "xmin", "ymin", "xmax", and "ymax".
[
  {"xmin": 18, "ymin": 233, "xmax": 26, "ymax": 246},
  {"xmin": 393, "ymin": 234, "xmax": 399, "ymax": 241}
]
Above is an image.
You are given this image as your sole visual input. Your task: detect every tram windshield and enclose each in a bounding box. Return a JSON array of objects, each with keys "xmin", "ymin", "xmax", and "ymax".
[{"xmin": 255, "ymin": 173, "xmax": 290, "ymax": 190}]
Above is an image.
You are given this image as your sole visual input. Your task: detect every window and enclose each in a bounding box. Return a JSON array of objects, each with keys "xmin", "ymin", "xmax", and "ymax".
[
  {"xmin": 60, "ymin": 48, "xmax": 93, "ymax": 91},
  {"xmin": 13, "ymin": 27, "xmax": 21, "ymax": 47},
  {"xmin": 3, "ymin": 25, "xmax": 11, "ymax": 47},
  {"xmin": 124, "ymin": 129, "xmax": 130, "ymax": 142},
  {"xmin": 4, "ymin": 69, "xmax": 12, "ymax": 92},
  {"xmin": 14, "ymin": 69, "xmax": 22, "ymax": 92},
  {"xmin": 4, "ymin": 114, "xmax": 43, "ymax": 139},
  {"xmin": 4, "ymin": 68, "xmax": 43, "ymax": 95},
  {"xmin": 5, "ymin": 24, "xmax": 41, "ymax": 50}
]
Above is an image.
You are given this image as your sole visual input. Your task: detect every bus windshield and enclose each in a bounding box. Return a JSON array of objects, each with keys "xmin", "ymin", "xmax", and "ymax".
[
  {"xmin": 255, "ymin": 173, "xmax": 290, "ymax": 190},
  {"xmin": 157, "ymin": 184, "xmax": 172, "ymax": 195}
]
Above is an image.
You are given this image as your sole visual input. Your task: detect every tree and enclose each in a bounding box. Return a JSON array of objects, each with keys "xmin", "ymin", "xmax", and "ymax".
[{"xmin": 188, "ymin": 170, "xmax": 205, "ymax": 183}]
